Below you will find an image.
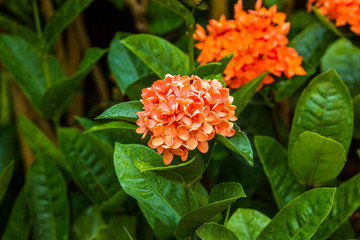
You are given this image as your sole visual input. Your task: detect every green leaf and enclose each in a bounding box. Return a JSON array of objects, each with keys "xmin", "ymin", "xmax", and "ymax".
[
  {"xmin": 152, "ymin": 0, "xmax": 194, "ymax": 26},
  {"xmin": 2, "ymin": 190, "xmax": 31, "ymax": 240},
  {"xmin": 289, "ymin": 23, "xmax": 337, "ymax": 66},
  {"xmin": 135, "ymin": 152, "xmax": 204, "ymax": 184},
  {"xmin": 121, "ymin": 34, "xmax": 189, "ymax": 78},
  {"xmin": 100, "ymin": 190, "xmax": 128, "ymax": 212},
  {"xmin": 275, "ymin": 61, "xmax": 315, "ymax": 102},
  {"xmin": 321, "ymin": 39, "xmax": 360, "ymax": 97},
  {"xmin": 108, "ymin": 32, "xmax": 152, "ymax": 92},
  {"xmin": 0, "ymin": 124, "xmax": 19, "ymax": 171},
  {"xmin": 328, "ymin": 220, "xmax": 355, "ymax": 240},
  {"xmin": 255, "ymin": 136, "xmax": 306, "ymax": 208},
  {"xmin": 196, "ymin": 222, "xmax": 238, "ymax": 240},
  {"xmin": 59, "ymin": 128, "xmax": 120, "ymax": 204},
  {"xmin": 42, "ymin": 0, "xmax": 94, "ymax": 50},
  {"xmin": 232, "ymin": 72, "xmax": 268, "ymax": 116},
  {"xmin": 0, "ymin": 34, "xmax": 64, "ymax": 113},
  {"xmin": 40, "ymin": 48, "xmax": 107, "ymax": 118},
  {"xmin": 95, "ymin": 215, "xmax": 137, "ymax": 240},
  {"xmin": 191, "ymin": 54, "xmax": 233, "ymax": 78},
  {"xmin": 204, "ymin": 73, "xmax": 226, "ymax": 87},
  {"xmin": 214, "ymin": 124, "xmax": 253, "ymax": 166},
  {"xmin": 289, "ymin": 69, "xmax": 353, "ymax": 154},
  {"xmin": 289, "ymin": 131, "xmax": 346, "ymax": 187},
  {"xmin": 353, "ymin": 94, "xmax": 360, "ymax": 139},
  {"xmin": 124, "ymin": 73, "xmax": 158, "ymax": 100},
  {"xmin": 25, "ymin": 155, "xmax": 69, "ymax": 240},
  {"xmin": 312, "ymin": 7, "xmax": 344, "ymax": 38},
  {"xmin": 71, "ymin": 205, "xmax": 104, "ymax": 240},
  {"xmin": 0, "ymin": 160, "xmax": 14, "ymax": 205},
  {"xmin": 226, "ymin": 208, "xmax": 271, "ymax": 240},
  {"xmin": 114, "ymin": 143, "xmax": 192, "ymax": 232},
  {"xmin": 175, "ymin": 182, "xmax": 246, "ymax": 239},
  {"xmin": 87, "ymin": 120, "xmax": 137, "ymax": 133},
  {"xmin": 257, "ymin": 188, "xmax": 336, "ymax": 240},
  {"xmin": 179, "ymin": 0, "xmax": 209, "ymax": 10},
  {"xmin": 312, "ymin": 173, "xmax": 360, "ymax": 240},
  {"xmin": 96, "ymin": 101, "xmax": 142, "ymax": 122}
]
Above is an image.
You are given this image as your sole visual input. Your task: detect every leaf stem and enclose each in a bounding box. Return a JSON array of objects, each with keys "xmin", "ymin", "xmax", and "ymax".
[
  {"xmin": 184, "ymin": 183, "xmax": 191, "ymax": 213},
  {"xmin": 32, "ymin": 0, "xmax": 43, "ymax": 39},
  {"xmin": 224, "ymin": 205, "xmax": 231, "ymax": 225}
]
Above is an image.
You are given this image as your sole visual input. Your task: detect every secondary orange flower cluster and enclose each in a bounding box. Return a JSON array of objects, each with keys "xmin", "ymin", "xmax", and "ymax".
[
  {"xmin": 307, "ymin": 0, "xmax": 360, "ymax": 34},
  {"xmin": 194, "ymin": 0, "xmax": 306, "ymax": 89},
  {"xmin": 136, "ymin": 74, "xmax": 237, "ymax": 165}
]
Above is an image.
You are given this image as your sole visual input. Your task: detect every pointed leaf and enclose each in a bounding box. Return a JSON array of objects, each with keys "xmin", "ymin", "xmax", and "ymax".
[
  {"xmin": 255, "ymin": 136, "xmax": 306, "ymax": 208},
  {"xmin": 226, "ymin": 208, "xmax": 271, "ymax": 240},
  {"xmin": 191, "ymin": 54, "xmax": 233, "ymax": 78},
  {"xmin": 214, "ymin": 125, "xmax": 253, "ymax": 166},
  {"xmin": 312, "ymin": 173, "xmax": 360, "ymax": 240},
  {"xmin": 289, "ymin": 69, "xmax": 353, "ymax": 154},
  {"xmin": 175, "ymin": 182, "xmax": 246, "ymax": 239},
  {"xmin": 152, "ymin": 0, "xmax": 194, "ymax": 26},
  {"xmin": 96, "ymin": 101, "xmax": 142, "ymax": 122},
  {"xmin": 59, "ymin": 128, "xmax": 120, "ymax": 204},
  {"xmin": 87, "ymin": 121, "xmax": 137, "ymax": 133},
  {"xmin": 25, "ymin": 155, "xmax": 69, "ymax": 240},
  {"xmin": 232, "ymin": 72, "xmax": 268, "ymax": 116},
  {"xmin": 196, "ymin": 222, "xmax": 238, "ymax": 240},
  {"xmin": 121, "ymin": 34, "xmax": 189, "ymax": 78},
  {"xmin": 257, "ymin": 188, "xmax": 336, "ymax": 240},
  {"xmin": 289, "ymin": 131, "xmax": 346, "ymax": 187},
  {"xmin": 0, "ymin": 160, "xmax": 14, "ymax": 205},
  {"xmin": 312, "ymin": 7, "xmax": 344, "ymax": 38},
  {"xmin": 124, "ymin": 74, "xmax": 158, "ymax": 100}
]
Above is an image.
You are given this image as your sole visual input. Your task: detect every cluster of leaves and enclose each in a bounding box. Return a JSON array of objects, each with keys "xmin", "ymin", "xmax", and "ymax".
[{"xmin": 0, "ymin": 0, "xmax": 360, "ymax": 239}]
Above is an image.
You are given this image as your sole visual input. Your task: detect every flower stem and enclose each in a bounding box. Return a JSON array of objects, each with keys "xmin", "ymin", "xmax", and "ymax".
[
  {"xmin": 184, "ymin": 183, "xmax": 191, "ymax": 213},
  {"xmin": 32, "ymin": 0, "xmax": 42, "ymax": 39}
]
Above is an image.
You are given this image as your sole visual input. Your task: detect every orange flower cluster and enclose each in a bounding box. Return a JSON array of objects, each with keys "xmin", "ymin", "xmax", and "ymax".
[
  {"xmin": 308, "ymin": 0, "xmax": 360, "ymax": 34},
  {"xmin": 194, "ymin": 0, "xmax": 306, "ymax": 89},
  {"xmin": 136, "ymin": 74, "xmax": 237, "ymax": 165}
]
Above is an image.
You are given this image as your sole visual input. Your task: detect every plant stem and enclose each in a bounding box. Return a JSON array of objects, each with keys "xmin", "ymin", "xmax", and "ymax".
[
  {"xmin": 32, "ymin": 0, "xmax": 43, "ymax": 39},
  {"xmin": 188, "ymin": 25, "xmax": 195, "ymax": 73},
  {"xmin": 224, "ymin": 205, "xmax": 231, "ymax": 225},
  {"xmin": 184, "ymin": 183, "xmax": 191, "ymax": 213}
]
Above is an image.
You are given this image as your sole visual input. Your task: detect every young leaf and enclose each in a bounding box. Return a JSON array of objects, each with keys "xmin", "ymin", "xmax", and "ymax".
[
  {"xmin": 0, "ymin": 160, "xmax": 14, "ymax": 205},
  {"xmin": 175, "ymin": 182, "xmax": 246, "ymax": 239},
  {"xmin": 114, "ymin": 143, "xmax": 193, "ymax": 232},
  {"xmin": 71, "ymin": 205, "xmax": 104, "ymax": 240},
  {"xmin": 232, "ymin": 72, "xmax": 268, "ymax": 116},
  {"xmin": 59, "ymin": 128, "xmax": 121, "ymax": 204},
  {"xmin": 121, "ymin": 34, "xmax": 189, "ymax": 78},
  {"xmin": 289, "ymin": 69, "xmax": 353, "ymax": 154},
  {"xmin": 25, "ymin": 155, "xmax": 69, "ymax": 240},
  {"xmin": 225, "ymin": 208, "xmax": 271, "ymax": 240},
  {"xmin": 321, "ymin": 39, "xmax": 360, "ymax": 97},
  {"xmin": 2, "ymin": 190, "xmax": 31, "ymax": 240},
  {"xmin": 257, "ymin": 188, "xmax": 336, "ymax": 240},
  {"xmin": 255, "ymin": 136, "xmax": 306, "ymax": 208},
  {"xmin": 108, "ymin": 32, "xmax": 152, "ymax": 92},
  {"xmin": 96, "ymin": 101, "xmax": 142, "ymax": 122},
  {"xmin": 95, "ymin": 215, "xmax": 136, "ymax": 240},
  {"xmin": 289, "ymin": 131, "xmax": 346, "ymax": 187},
  {"xmin": 40, "ymin": 48, "xmax": 107, "ymax": 118},
  {"xmin": 42, "ymin": 0, "xmax": 95, "ymax": 50},
  {"xmin": 312, "ymin": 173, "xmax": 360, "ymax": 240},
  {"xmin": 196, "ymin": 222, "xmax": 238, "ymax": 240},
  {"xmin": 214, "ymin": 125, "xmax": 253, "ymax": 166},
  {"xmin": 152, "ymin": 0, "xmax": 194, "ymax": 26},
  {"xmin": 353, "ymin": 94, "xmax": 360, "ymax": 139}
]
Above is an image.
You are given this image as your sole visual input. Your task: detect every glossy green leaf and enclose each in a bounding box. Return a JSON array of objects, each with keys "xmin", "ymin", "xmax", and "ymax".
[
  {"xmin": 42, "ymin": 0, "xmax": 94, "ymax": 50},
  {"xmin": 95, "ymin": 215, "xmax": 136, "ymax": 240},
  {"xmin": 232, "ymin": 72, "xmax": 268, "ymax": 116},
  {"xmin": 312, "ymin": 7, "xmax": 344, "ymax": 38},
  {"xmin": 100, "ymin": 190, "xmax": 128, "ymax": 212},
  {"xmin": 114, "ymin": 143, "xmax": 193, "ymax": 232},
  {"xmin": 152, "ymin": 0, "xmax": 194, "ymax": 26},
  {"xmin": 226, "ymin": 208, "xmax": 271, "ymax": 240},
  {"xmin": 108, "ymin": 32, "xmax": 152, "ymax": 92},
  {"xmin": 121, "ymin": 34, "xmax": 189, "ymax": 78},
  {"xmin": 175, "ymin": 182, "xmax": 245, "ymax": 239},
  {"xmin": 87, "ymin": 120, "xmax": 137, "ymax": 133},
  {"xmin": 0, "ymin": 160, "xmax": 14, "ymax": 205},
  {"xmin": 289, "ymin": 23, "xmax": 337, "ymax": 66},
  {"xmin": 196, "ymin": 222, "xmax": 238, "ymax": 240},
  {"xmin": 40, "ymin": 48, "xmax": 107, "ymax": 118},
  {"xmin": 312, "ymin": 173, "xmax": 360, "ymax": 240},
  {"xmin": 0, "ymin": 34, "xmax": 64, "ymax": 113},
  {"xmin": 214, "ymin": 125, "xmax": 253, "ymax": 166},
  {"xmin": 124, "ymin": 73, "xmax": 158, "ymax": 100},
  {"xmin": 353, "ymin": 94, "xmax": 360, "ymax": 139},
  {"xmin": 96, "ymin": 101, "xmax": 142, "ymax": 122},
  {"xmin": 191, "ymin": 54, "xmax": 233, "ymax": 78},
  {"xmin": 257, "ymin": 188, "xmax": 336, "ymax": 240},
  {"xmin": 2, "ymin": 190, "xmax": 31, "ymax": 240},
  {"xmin": 321, "ymin": 39, "xmax": 360, "ymax": 97},
  {"xmin": 289, "ymin": 131, "xmax": 346, "ymax": 187},
  {"xmin": 59, "ymin": 128, "xmax": 120, "ymax": 204},
  {"xmin": 289, "ymin": 69, "xmax": 353, "ymax": 154},
  {"xmin": 71, "ymin": 205, "xmax": 104, "ymax": 240},
  {"xmin": 25, "ymin": 155, "xmax": 69, "ymax": 240},
  {"xmin": 255, "ymin": 136, "xmax": 306, "ymax": 208}
]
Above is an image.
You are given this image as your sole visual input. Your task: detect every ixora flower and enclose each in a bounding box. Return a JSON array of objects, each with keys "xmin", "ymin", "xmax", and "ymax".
[
  {"xmin": 307, "ymin": 0, "xmax": 360, "ymax": 35},
  {"xmin": 136, "ymin": 74, "xmax": 237, "ymax": 165},
  {"xmin": 194, "ymin": 0, "xmax": 306, "ymax": 89}
]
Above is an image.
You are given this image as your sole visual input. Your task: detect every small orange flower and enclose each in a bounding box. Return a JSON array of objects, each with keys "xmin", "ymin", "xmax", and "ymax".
[
  {"xmin": 194, "ymin": 0, "xmax": 306, "ymax": 89},
  {"xmin": 136, "ymin": 74, "xmax": 237, "ymax": 165},
  {"xmin": 307, "ymin": 0, "xmax": 360, "ymax": 35}
]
